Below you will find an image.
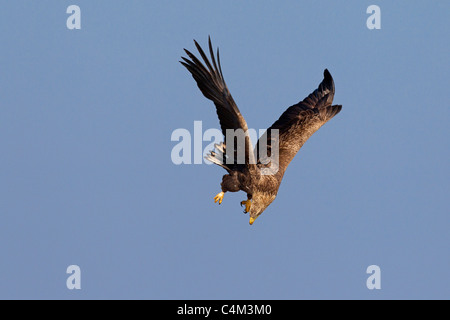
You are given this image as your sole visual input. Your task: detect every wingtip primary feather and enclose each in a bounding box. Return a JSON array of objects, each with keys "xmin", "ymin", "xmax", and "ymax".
[
  {"xmin": 321, "ymin": 68, "xmax": 335, "ymax": 95},
  {"xmin": 323, "ymin": 69, "xmax": 333, "ymax": 84}
]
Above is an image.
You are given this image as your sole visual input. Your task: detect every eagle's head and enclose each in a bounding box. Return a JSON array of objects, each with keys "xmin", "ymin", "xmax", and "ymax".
[{"xmin": 249, "ymin": 191, "xmax": 277, "ymax": 225}]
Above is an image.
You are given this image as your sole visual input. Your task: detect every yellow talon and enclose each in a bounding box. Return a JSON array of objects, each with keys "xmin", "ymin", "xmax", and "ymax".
[
  {"xmin": 249, "ymin": 217, "xmax": 256, "ymax": 225},
  {"xmin": 240, "ymin": 200, "xmax": 252, "ymax": 213},
  {"xmin": 214, "ymin": 192, "xmax": 224, "ymax": 204}
]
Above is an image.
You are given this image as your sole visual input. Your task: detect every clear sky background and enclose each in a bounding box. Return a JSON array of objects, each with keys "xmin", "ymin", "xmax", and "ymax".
[{"xmin": 0, "ymin": 1, "xmax": 448, "ymax": 299}]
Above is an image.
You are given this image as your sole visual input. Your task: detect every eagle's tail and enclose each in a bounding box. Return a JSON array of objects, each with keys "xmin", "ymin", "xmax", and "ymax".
[{"xmin": 204, "ymin": 142, "xmax": 231, "ymax": 173}]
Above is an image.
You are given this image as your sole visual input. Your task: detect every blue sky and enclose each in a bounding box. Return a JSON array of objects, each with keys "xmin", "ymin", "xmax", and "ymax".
[{"xmin": 0, "ymin": 1, "xmax": 449, "ymax": 299}]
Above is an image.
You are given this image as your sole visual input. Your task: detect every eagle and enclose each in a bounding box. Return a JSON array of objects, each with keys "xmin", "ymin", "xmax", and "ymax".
[{"xmin": 180, "ymin": 37, "xmax": 342, "ymax": 225}]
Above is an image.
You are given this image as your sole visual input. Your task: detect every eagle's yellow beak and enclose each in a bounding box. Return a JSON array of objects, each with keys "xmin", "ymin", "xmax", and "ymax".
[{"xmin": 249, "ymin": 217, "xmax": 256, "ymax": 225}]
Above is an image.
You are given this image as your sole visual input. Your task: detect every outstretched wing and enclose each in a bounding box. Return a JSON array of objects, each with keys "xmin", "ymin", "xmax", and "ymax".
[
  {"xmin": 180, "ymin": 37, "xmax": 256, "ymax": 170},
  {"xmin": 256, "ymin": 69, "xmax": 342, "ymax": 176}
]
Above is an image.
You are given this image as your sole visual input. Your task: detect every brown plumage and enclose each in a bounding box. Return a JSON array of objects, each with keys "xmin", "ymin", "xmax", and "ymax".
[{"xmin": 180, "ymin": 37, "xmax": 342, "ymax": 225}]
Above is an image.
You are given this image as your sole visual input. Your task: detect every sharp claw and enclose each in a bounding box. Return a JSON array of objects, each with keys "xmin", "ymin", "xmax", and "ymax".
[
  {"xmin": 240, "ymin": 200, "xmax": 251, "ymax": 214},
  {"xmin": 214, "ymin": 192, "xmax": 224, "ymax": 205}
]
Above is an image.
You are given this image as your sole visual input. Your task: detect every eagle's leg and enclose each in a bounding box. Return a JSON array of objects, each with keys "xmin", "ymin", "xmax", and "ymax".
[
  {"xmin": 215, "ymin": 173, "xmax": 240, "ymax": 205},
  {"xmin": 240, "ymin": 194, "xmax": 252, "ymax": 214},
  {"xmin": 214, "ymin": 191, "xmax": 225, "ymax": 205}
]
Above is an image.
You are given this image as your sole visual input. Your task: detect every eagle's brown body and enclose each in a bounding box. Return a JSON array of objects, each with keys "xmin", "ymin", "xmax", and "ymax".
[{"xmin": 181, "ymin": 37, "xmax": 341, "ymax": 224}]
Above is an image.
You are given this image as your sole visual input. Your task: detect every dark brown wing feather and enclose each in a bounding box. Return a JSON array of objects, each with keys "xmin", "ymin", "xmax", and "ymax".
[
  {"xmin": 180, "ymin": 37, "xmax": 256, "ymax": 169},
  {"xmin": 256, "ymin": 69, "xmax": 342, "ymax": 176}
]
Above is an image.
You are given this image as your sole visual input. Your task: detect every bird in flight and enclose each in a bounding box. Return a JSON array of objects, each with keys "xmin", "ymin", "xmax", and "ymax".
[{"xmin": 180, "ymin": 37, "xmax": 342, "ymax": 225}]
